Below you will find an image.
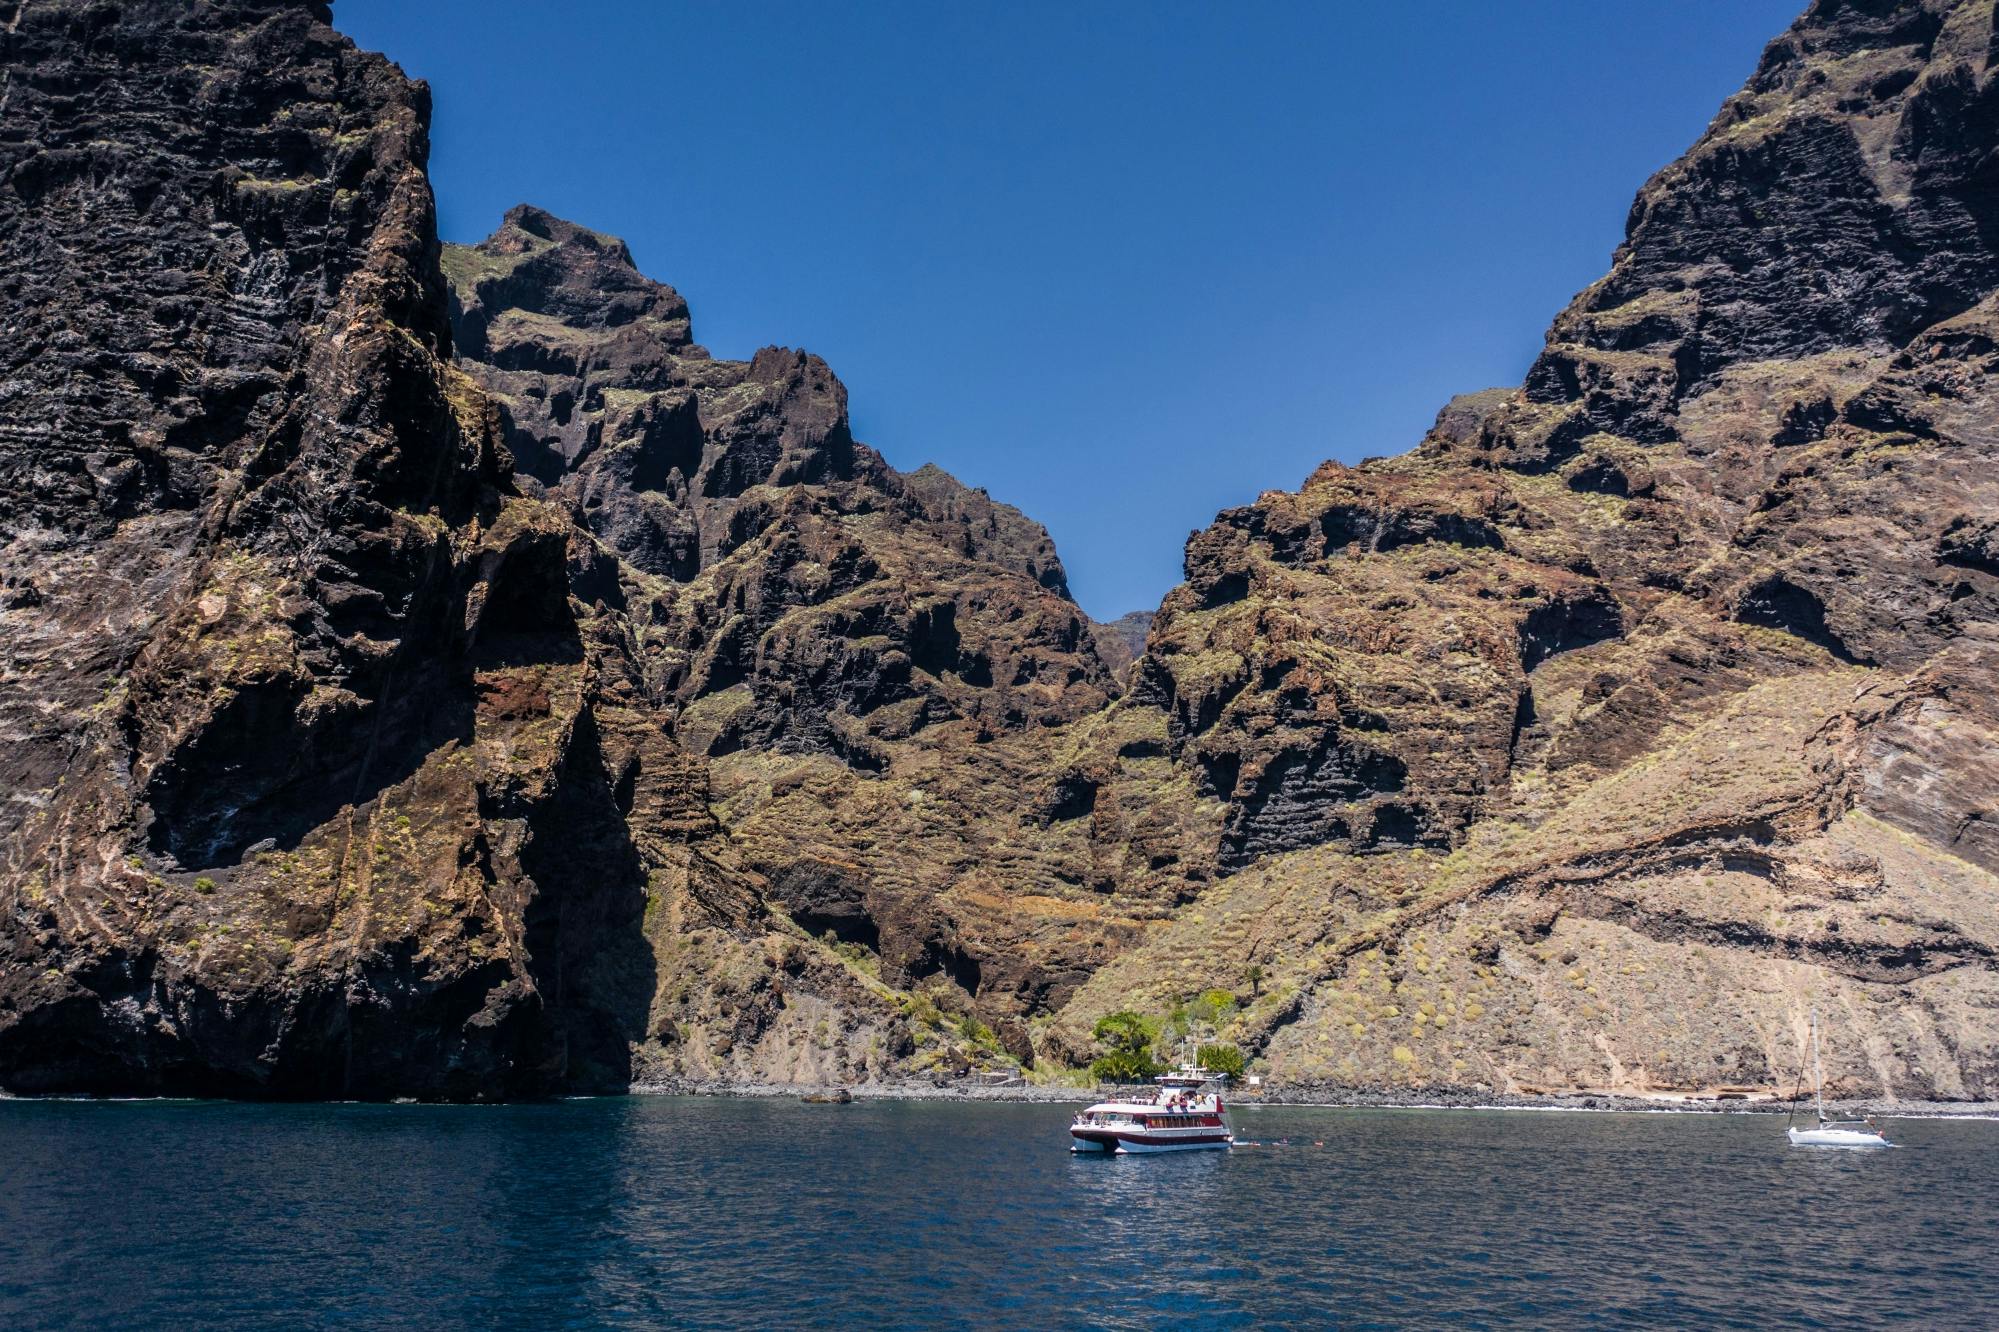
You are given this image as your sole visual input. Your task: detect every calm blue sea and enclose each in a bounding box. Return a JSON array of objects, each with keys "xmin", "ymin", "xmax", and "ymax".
[{"xmin": 0, "ymin": 1096, "xmax": 1990, "ymax": 1329}]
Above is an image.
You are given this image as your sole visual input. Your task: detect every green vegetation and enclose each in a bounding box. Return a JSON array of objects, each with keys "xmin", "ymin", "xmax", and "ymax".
[
  {"xmin": 821, "ymin": 929, "xmax": 879, "ymax": 975},
  {"xmin": 1195, "ymin": 1043, "xmax": 1246, "ymax": 1080},
  {"xmin": 194, "ymin": 877, "xmax": 217, "ymax": 895},
  {"xmin": 903, "ymin": 992, "xmax": 948, "ymax": 1032},
  {"xmin": 1090, "ymin": 1009, "xmax": 1163, "ymax": 1082},
  {"xmin": 1188, "ymin": 988, "xmax": 1239, "ymax": 1028}
]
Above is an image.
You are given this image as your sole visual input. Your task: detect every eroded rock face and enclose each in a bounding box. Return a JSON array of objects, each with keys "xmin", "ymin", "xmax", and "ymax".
[
  {"xmin": 0, "ymin": 0, "xmax": 687, "ymax": 1097},
  {"xmin": 2, "ymin": 0, "xmax": 479, "ymax": 1092},
  {"xmin": 0, "ymin": 0, "xmax": 1170, "ymax": 1098},
  {"xmin": 444, "ymin": 207, "xmax": 1209, "ymax": 1056},
  {"xmin": 445, "ymin": 209, "xmax": 1111, "ymax": 755},
  {"xmin": 6, "ymin": 0, "xmax": 1999, "ymax": 1101},
  {"xmin": 1052, "ymin": 0, "xmax": 1999, "ymax": 1099},
  {"xmin": 1088, "ymin": 611, "xmax": 1155, "ymax": 679}
]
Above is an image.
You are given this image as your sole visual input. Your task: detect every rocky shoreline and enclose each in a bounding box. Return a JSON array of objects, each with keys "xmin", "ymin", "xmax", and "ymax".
[
  {"xmin": 634, "ymin": 1079, "xmax": 1999, "ymax": 1119},
  {"xmin": 4, "ymin": 1080, "xmax": 1991, "ymax": 1118}
]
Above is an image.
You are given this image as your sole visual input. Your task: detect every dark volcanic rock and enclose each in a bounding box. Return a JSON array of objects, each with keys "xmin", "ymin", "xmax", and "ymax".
[
  {"xmin": 7, "ymin": 0, "xmax": 1999, "ymax": 1103},
  {"xmin": 1130, "ymin": 0, "xmax": 1999, "ymax": 875},
  {"xmin": 0, "ymin": 0, "xmax": 1162, "ymax": 1097},
  {"xmin": 0, "ymin": 0, "xmax": 653, "ymax": 1098},
  {"xmin": 443, "ymin": 210, "xmax": 1186, "ymax": 1057},
  {"xmin": 444, "ymin": 210, "xmax": 1113, "ymax": 757},
  {"xmin": 0, "ymin": 1, "xmax": 1151, "ymax": 1100},
  {"xmin": 1051, "ymin": 0, "xmax": 1999, "ymax": 1099}
]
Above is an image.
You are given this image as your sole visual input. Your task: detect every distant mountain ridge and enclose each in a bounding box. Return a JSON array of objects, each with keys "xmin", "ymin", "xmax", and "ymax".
[
  {"xmin": 1088, "ymin": 611, "xmax": 1154, "ymax": 678},
  {"xmin": 3, "ymin": 0, "xmax": 1997, "ymax": 1101}
]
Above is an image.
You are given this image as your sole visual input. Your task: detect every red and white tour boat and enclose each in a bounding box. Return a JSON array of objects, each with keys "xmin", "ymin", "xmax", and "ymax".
[{"xmin": 1070, "ymin": 1061, "xmax": 1234, "ymax": 1153}]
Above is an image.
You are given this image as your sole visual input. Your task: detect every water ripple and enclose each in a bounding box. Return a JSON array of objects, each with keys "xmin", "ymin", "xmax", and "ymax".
[{"xmin": 0, "ymin": 1099, "xmax": 1989, "ymax": 1329}]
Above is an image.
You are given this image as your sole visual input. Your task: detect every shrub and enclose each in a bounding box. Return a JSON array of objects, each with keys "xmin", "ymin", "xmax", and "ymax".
[
  {"xmin": 194, "ymin": 877, "xmax": 217, "ymax": 895},
  {"xmin": 1195, "ymin": 1043, "xmax": 1246, "ymax": 1080},
  {"xmin": 1093, "ymin": 1009, "xmax": 1157, "ymax": 1050},
  {"xmin": 1090, "ymin": 1010, "xmax": 1163, "ymax": 1081},
  {"xmin": 904, "ymin": 993, "xmax": 946, "ymax": 1031},
  {"xmin": 1188, "ymin": 988, "xmax": 1239, "ymax": 1028},
  {"xmin": 1091, "ymin": 1049, "xmax": 1162, "ymax": 1082}
]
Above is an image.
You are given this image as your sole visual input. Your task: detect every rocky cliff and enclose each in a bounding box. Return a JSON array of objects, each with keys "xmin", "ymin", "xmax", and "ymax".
[
  {"xmin": 1049, "ymin": 0, "xmax": 1999, "ymax": 1098},
  {"xmin": 0, "ymin": 0, "xmax": 614, "ymax": 1096},
  {"xmin": 3, "ymin": 0, "xmax": 1997, "ymax": 1101}
]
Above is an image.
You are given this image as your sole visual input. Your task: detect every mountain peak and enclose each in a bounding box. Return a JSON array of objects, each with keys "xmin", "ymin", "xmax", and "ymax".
[
  {"xmin": 445, "ymin": 205, "xmax": 691, "ymax": 361},
  {"xmin": 500, "ymin": 203, "xmax": 639, "ymax": 268}
]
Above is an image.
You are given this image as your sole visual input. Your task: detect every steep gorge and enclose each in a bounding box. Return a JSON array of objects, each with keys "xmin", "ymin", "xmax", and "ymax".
[{"xmin": 3, "ymin": 0, "xmax": 1997, "ymax": 1101}]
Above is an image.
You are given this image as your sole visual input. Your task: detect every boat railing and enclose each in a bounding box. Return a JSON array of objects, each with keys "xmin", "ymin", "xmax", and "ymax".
[{"xmin": 1094, "ymin": 1082, "xmax": 1163, "ymax": 1099}]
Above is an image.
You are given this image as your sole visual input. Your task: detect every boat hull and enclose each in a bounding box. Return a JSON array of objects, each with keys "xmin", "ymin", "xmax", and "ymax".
[
  {"xmin": 1110, "ymin": 1135, "xmax": 1233, "ymax": 1154},
  {"xmin": 1787, "ymin": 1126, "xmax": 1891, "ymax": 1148},
  {"xmin": 1070, "ymin": 1128, "xmax": 1232, "ymax": 1154}
]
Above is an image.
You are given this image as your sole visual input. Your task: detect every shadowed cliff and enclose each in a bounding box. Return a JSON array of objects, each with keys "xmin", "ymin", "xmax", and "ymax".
[{"xmin": 4, "ymin": 0, "xmax": 1999, "ymax": 1101}]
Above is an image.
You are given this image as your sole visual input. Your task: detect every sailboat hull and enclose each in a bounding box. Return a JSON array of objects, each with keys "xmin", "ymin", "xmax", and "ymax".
[
  {"xmin": 1787, "ymin": 1126, "xmax": 1891, "ymax": 1148},
  {"xmin": 1788, "ymin": 1012, "xmax": 1890, "ymax": 1148}
]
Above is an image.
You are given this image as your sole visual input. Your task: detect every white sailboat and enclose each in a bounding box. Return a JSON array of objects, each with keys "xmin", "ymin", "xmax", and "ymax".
[{"xmin": 1787, "ymin": 1010, "xmax": 1891, "ymax": 1148}]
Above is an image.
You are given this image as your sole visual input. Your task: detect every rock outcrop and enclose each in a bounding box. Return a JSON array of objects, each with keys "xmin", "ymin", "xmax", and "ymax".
[
  {"xmin": 0, "ymin": 0, "xmax": 1188, "ymax": 1096},
  {"xmin": 4, "ymin": 0, "xmax": 1998, "ymax": 1101},
  {"xmin": 1049, "ymin": 0, "xmax": 1999, "ymax": 1099},
  {"xmin": 0, "ymin": 0, "xmax": 636, "ymax": 1097}
]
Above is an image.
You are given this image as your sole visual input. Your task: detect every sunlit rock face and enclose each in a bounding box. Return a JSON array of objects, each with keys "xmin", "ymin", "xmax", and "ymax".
[
  {"xmin": 6, "ymin": 0, "xmax": 1999, "ymax": 1101},
  {"xmin": 1056, "ymin": 0, "xmax": 1999, "ymax": 1099},
  {"xmin": 0, "ymin": 0, "xmax": 1137, "ymax": 1098}
]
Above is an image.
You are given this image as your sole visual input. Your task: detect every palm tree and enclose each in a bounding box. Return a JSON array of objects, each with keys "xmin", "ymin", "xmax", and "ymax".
[{"xmin": 1243, "ymin": 963, "xmax": 1264, "ymax": 1000}]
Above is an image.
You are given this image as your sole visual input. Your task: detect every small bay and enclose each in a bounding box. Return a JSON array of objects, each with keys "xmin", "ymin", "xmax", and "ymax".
[{"xmin": 0, "ymin": 1097, "xmax": 1990, "ymax": 1329}]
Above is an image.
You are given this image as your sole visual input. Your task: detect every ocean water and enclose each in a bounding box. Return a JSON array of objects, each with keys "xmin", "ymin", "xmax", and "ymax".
[{"xmin": 0, "ymin": 1097, "xmax": 1991, "ymax": 1330}]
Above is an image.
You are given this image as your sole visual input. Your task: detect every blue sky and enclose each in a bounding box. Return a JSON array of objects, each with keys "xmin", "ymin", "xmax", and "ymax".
[{"xmin": 338, "ymin": 0, "xmax": 1803, "ymax": 619}]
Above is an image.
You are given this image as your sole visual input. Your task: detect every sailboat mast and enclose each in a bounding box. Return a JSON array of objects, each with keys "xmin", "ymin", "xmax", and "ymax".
[{"xmin": 1811, "ymin": 1009, "xmax": 1826, "ymax": 1123}]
